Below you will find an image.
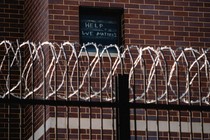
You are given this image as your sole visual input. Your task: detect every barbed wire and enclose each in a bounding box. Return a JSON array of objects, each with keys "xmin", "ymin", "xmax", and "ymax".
[{"xmin": 0, "ymin": 40, "xmax": 209, "ymax": 104}]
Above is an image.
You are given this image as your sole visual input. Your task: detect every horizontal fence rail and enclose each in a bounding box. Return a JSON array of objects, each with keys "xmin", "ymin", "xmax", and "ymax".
[{"xmin": 0, "ymin": 40, "xmax": 210, "ymax": 104}]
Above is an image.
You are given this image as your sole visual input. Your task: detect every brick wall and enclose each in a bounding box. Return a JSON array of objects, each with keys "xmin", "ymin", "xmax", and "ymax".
[
  {"xmin": 0, "ymin": 1, "xmax": 24, "ymax": 139},
  {"xmin": 48, "ymin": 0, "xmax": 79, "ymax": 42},
  {"xmin": 0, "ymin": 103, "xmax": 22, "ymax": 140},
  {"xmin": 0, "ymin": 0, "xmax": 24, "ymax": 41},
  {"xmin": 24, "ymin": 0, "xmax": 49, "ymax": 42},
  {"xmin": 48, "ymin": 0, "xmax": 210, "ymax": 48},
  {"xmin": 0, "ymin": 0, "xmax": 49, "ymax": 139}
]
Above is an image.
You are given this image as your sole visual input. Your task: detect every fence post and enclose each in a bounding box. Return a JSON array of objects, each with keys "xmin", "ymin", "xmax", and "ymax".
[{"xmin": 116, "ymin": 74, "xmax": 130, "ymax": 140}]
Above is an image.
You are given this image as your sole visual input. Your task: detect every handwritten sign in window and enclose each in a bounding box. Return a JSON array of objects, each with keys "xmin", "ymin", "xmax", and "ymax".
[
  {"xmin": 80, "ymin": 7, "xmax": 123, "ymax": 53},
  {"xmin": 80, "ymin": 16, "xmax": 118, "ymax": 46}
]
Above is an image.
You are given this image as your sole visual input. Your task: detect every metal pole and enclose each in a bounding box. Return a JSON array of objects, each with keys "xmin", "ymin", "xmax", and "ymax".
[
  {"xmin": 7, "ymin": 47, "xmax": 11, "ymax": 140},
  {"xmin": 18, "ymin": 42, "xmax": 23, "ymax": 140},
  {"xmin": 116, "ymin": 74, "xmax": 130, "ymax": 140}
]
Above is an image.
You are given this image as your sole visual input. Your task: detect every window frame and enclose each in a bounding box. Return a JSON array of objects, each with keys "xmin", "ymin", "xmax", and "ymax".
[{"xmin": 79, "ymin": 6, "xmax": 124, "ymax": 55}]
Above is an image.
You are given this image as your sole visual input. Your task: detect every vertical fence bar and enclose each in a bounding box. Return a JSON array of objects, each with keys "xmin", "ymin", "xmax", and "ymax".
[
  {"xmin": 199, "ymin": 62, "xmax": 204, "ymax": 140},
  {"xmin": 133, "ymin": 84, "xmax": 137, "ymax": 140},
  {"xmin": 128, "ymin": 49, "xmax": 137, "ymax": 140},
  {"xmin": 201, "ymin": 110, "xmax": 204, "ymax": 140},
  {"xmin": 165, "ymin": 60, "xmax": 171, "ymax": 140},
  {"xmin": 42, "ymin": 46, "xmax": 47, "ymax": 140},
  {"xmin": 112, "ymin": 75, "xmax": 115, "ymax": 140},
  {"xmin": 116, "ymin": 83, "xmax": 119, "ymax": 140},
  {"xmin": 88, "ymin": 55, "xmax": 92, "ymax": 140},
  {"xmin": 167, "ymin": 93, "xmax": 171, "ymax": 140},
  {"xmin": 154, "ymin": 60, "xmax": 159, "ymax": 140},
  {"xmin": 185, "ymin": 52, "xmax": 193, "ymax": 140},
  {"xmin": 189, "ymin": 83, "xmax": 193, "ymax": 139},
  {"xmin": 160, "ymin": 51, "xmax": 171, "ymax": 140},
  {"xmin": 19, "ymin": 69, "xmax": 22, "ymax": 139},
  {"xmin": 132, "ymin": 63, "xmax": 137, "ymax": 140},
  {"xmin": 55, "ymin": 55, "xmax": 58, "ymax": 140},
  {"xmin": 99, "ymin": 56, "xmax": 103, "ymax": 140},
  {"xmin": 77, "ymin": 55, "xmax": 81, "ymax": 140},
  {"xmin": 176, "ymin": 60, "xmax": 182, "ymax": 139},
  {"xmin": 143, "ymin": 59, "xmax": 148, "ymax": 140},
  {"xmin": 65, "ymin": 49, "xmax": 69, "ymax": 140},
  {"xmin": 66, "ymin": 91, "xmax": 69, "ymax": 140},
  {"xmin": 18, "ymin": 42, "xmax": 23, "ymax": 140},
  {"xmin": 7, "ymin": 47, "xmax": 10, "ymax": 140},
  {"xmin": 116, "ymin": 74, "xmax": 130, "ymax": 140},
  {"xmin": 109, "ymin": 56, "xmax": 115, "ymax": 140},
  {"xmin": 31, "ymin": 43, "xmax": 35, "ymax": 140},
  {"xmin": 196, "ymin": 50, "xmax": 204, "ymax": 140}
]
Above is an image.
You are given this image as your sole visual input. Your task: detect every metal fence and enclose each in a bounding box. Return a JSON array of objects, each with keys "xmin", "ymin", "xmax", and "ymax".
[{"xmin": 0, "ymin": 40, "xmax": 210, "ymax": 140}]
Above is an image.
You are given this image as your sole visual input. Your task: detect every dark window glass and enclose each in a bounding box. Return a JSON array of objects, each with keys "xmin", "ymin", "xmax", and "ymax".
[{"xmin": 79, "ymin": 6, "xmax": 123, "ymax": 53}]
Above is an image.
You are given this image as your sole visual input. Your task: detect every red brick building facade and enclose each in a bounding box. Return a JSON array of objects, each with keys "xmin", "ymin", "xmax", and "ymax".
[{"xmin": 1, "ymin": 0, "xmax": 210, "ymax": 139}]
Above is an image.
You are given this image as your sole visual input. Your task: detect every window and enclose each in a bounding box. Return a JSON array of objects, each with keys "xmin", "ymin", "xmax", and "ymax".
[{"xmin": 79, "ymin": 6, "xmax": 123, "ymax": 54}]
